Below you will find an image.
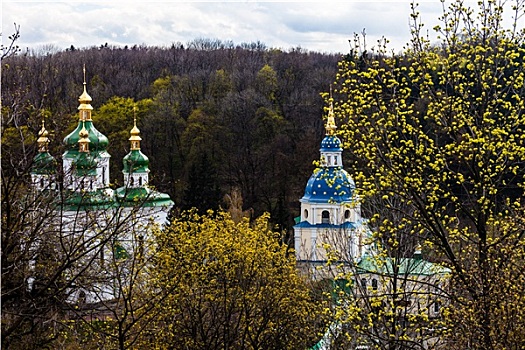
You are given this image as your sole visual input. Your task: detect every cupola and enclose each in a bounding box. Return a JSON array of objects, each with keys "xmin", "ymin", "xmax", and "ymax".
[
  {"xmin": 294, "ymin": 91, "xmax": 363, "ymax": 265},
  {"xmin": 122, "ymin": 114, "xmax": 149, "ymax": 187},
  {"xmin": 301, "ymin": 98, "xmax": 353, "ymax": 204},
  {"xmin": 31, "ymin": 119, "xmax": 57, "ymax": 191},
  {"xmin": 116, "ymin": 113, "xmax": 173, "ymax": 211},
  {"xmin": 63, "ymin": 66, "xmax": 109, "ymax": 154},
  {"xmin": 62, "ymin": 67, "xmax": 111, "ymax": 191}
]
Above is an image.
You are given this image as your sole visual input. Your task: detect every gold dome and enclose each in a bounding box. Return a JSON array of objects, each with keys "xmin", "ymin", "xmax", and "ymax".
[
  {"xmin": 129, "ymin": 113, "xmax": 142, "ymax": 150},
  {"xmin": 37, "ymin": 119, "xmax": 50, "ymax": 152}
]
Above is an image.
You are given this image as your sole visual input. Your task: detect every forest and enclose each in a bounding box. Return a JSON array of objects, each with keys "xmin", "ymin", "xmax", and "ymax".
[{"xmin": 2, "ymin": 38, "xmax": 342, "ymax": 234}]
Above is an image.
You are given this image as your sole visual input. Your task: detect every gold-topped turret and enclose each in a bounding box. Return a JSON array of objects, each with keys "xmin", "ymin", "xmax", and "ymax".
[
  {"xmin": 78, "ymin": 122, "xmax": 91, "ymax": 153},
  {"xmin": 37, "ymin": 118, "xmax": 50, "ymax": 153},
  {"xmin": 78, "ymin": 65, "xmax": 93, "ymax": 121},
  {"xmin": 129, "ymin": 110, "xmax": 142, "ymax": 151},
  {"xmin": 325, "ymin": 86, "xmax": 337, "ymax": 135}
]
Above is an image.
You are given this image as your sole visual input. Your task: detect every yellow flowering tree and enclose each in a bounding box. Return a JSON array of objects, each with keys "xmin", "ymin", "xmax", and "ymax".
[
  {"xmin": 332, "ymin": 0, "xmax": 525, "ymax": 349},
  {"xmin": 148, "ymin": 210, "xmax": 326, "ymax": 350}
]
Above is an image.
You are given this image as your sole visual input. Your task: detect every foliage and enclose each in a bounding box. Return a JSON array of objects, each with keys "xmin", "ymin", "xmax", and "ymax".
[
  {"xmin": 332, "ymin": 0, "xmax": 525, "ymax": 349},
  {"xmin": 149, "ymin": 210, "xmax": 326, "ymax": 350}
]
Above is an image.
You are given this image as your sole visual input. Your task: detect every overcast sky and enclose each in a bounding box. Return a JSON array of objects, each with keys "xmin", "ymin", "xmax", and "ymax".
[{"xmin": 1, "ymin": 1, "xmax": 495, "ymax": 55}]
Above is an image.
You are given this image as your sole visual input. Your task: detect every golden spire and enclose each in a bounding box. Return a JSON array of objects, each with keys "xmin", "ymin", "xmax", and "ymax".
[
  {"xmin": 78, "ymin": 64, "xmax": 93, "ymax": 121},
  {"xmin": 78, "ymin": 121, "xmax": 90, "ymax": 153},
  {"xmin": 37, "ymin": 118, "xmax": 50, "ymax": 153},
  {"xmin": 129, "ymin": 107, "xmax": 142, "ymax": 150},
  {"xmin": 325, "ymin": 85, "xmax": 337, "ymax": 135}
]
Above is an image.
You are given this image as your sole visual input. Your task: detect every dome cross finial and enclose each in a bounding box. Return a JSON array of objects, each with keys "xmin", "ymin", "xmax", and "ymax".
[
  {"xmin": 78, "ymin": 65, "xmax": 93, "ymax": 121},
  {"xmin": 325, "ymin": 85, "xmax": 337, "ymax": 135},
  {"xmin": 129, "ymin": 106, "xmax": 142, "ymax": 151}
]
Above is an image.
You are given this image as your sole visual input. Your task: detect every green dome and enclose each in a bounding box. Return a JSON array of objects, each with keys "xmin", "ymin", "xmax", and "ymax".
[
  {"xmin": 115, "ymin": 187, "xmax": 173, "ymax": 207},
  {"xmin": 123, "ymin": 149, "xmax": 149, "ymax": 173},
  {"xmin": 74, "ymin": 152, "xmax": 98, "ymax": 176},
  {"xmin": 63, "ymin": 120, "xmax": 109, "ymax": 154},
  {"xmin": 32, "ymin": 152, "xmax": 57, "ymax": 175}
]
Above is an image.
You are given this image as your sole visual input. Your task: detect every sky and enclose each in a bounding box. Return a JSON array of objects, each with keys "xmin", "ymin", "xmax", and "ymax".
[{"xmin": 0, "ymin": 1, "xmax": 504, "ymax": 55}]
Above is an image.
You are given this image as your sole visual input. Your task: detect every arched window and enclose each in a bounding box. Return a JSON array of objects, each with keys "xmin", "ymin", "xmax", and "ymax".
[
  {"xmin": 344, "ymin": 209, "xmax": 351, "ymax": 220},
  {"xmin": 40, "ymin": 178, "xmax": 44, "ymax": 188},
  {"xmin": 372, "ymin": 278, "xmax": 378, "ymax": 290},
  {"xmin": 139, "ymin": 177, "xmax": 143, "ymax": 186},
  {"xmin": 304, "ymin": 209, "xmax": 308, "ymax": 219},
  {"xmin": 130, "ymin": 177, "xmax": 134, "ymax": 186},
  {"xmin": 102, "ymin": 167, "xmax": 106, "ymax": 185},
  {"xmin": 322, "ymin": 210, "xmax": 330, "ymax": 224}
]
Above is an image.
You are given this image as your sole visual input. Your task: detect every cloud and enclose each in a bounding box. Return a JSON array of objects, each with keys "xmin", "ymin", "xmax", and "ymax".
[{"xmin": 1, "ymin": 1, "xmax": 478, "ymax": 54}]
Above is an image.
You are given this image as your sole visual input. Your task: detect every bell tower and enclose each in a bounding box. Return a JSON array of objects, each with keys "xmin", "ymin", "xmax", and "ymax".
[{"xmin": 294, "ymin": 96, "xmax": 365, "ymax": 271}]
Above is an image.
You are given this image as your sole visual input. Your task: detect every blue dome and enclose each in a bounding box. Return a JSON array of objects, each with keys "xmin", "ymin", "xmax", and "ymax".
[
  {"xmin": 301, "ymin": 167, "xmax": 354, "ymax": 203},
  {"xmin": 320, "ymin": 135, "xmax": 342, "ymax": 152}
]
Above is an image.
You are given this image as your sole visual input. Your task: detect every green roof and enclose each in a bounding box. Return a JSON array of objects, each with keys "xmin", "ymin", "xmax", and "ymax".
[
  {"xmin": 31, "ymin": 152, "xmax": 57, "ymax": 174},
  {"xmin": 122, "ymin": 149, "xmax": 149, "ymax": 173},
  {"xmin": 63, "ymin": 120, "xmax": 109, "ymax": 155},
  {"xmin": 357, "ymin": 253, "xmax": 450, "ymax": 276},
  {"xmin": 62, "ymin": 188, "xmax": 115, "ymax": 211},
  {"xmin": 115, "ymin": 186, "xmax": 173, "ymax": 207},
  {"xmin": 114, "ymin": 243, "xmax": 130, "ymax": 260}
]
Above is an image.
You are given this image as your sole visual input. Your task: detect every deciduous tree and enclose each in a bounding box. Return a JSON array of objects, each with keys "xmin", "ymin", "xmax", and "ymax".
[
  {"xmin": 332, "ymin": 0, "xmax": 525, "ymax": 348},
  {"xmin": 149, "ymin": 210, "xmax": 326, "ymax": 350}
]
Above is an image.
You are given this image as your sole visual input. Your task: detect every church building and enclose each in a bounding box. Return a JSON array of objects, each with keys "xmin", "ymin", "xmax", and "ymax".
[
  {"xmin": 294, "ymin": 99, "xmax": 368, "ymax": 276},
  {"xmin": 29, "ymin": 68, "xmax": 173, "ymax": 304}
]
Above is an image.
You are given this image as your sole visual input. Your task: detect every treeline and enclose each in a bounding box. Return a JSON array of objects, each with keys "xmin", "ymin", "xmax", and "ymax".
[{"xmin": 2, "ymin": 39, "xmax": 342, "ymax": 232}]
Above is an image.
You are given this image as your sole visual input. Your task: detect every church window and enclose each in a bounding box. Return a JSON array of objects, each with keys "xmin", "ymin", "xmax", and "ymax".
[
  {"xmin": 372, "ymin": 278, "xmax": 378, "ymax": 290},
  {"xmin": 327, "ymin": 156, "xmax": 331, "ymax": 165},
  {"xmin": 322, "ymin": 210, "xmax": 330, "ymax": 224},
  {"xmin": 434, "ymin": 301, "xmax": 440, "ymax": 313},
  {"xmin": 304, "ymin": 209, "xmax": 308, "ymax": 219},
  {"xmin": 40, "ymin": 178, "xmax": 44, "ymax": 188},
  {"xmin": 130, "ymin": 177, "xmax": 134, "ymax": 186},
  {"xmin": 139, "ymin": 177, "xmax": 143, "ymax": 186},
  {"xmin": 90, "ymin": 180, "xmax": 93, "ymax": 190},
  {"xmin": 102, "ymin": 167, "xmax": 106, "ymax": 185},
  {"xmin": 345, "ymin": 209, "xmax": 351, "ymax": 220}
]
